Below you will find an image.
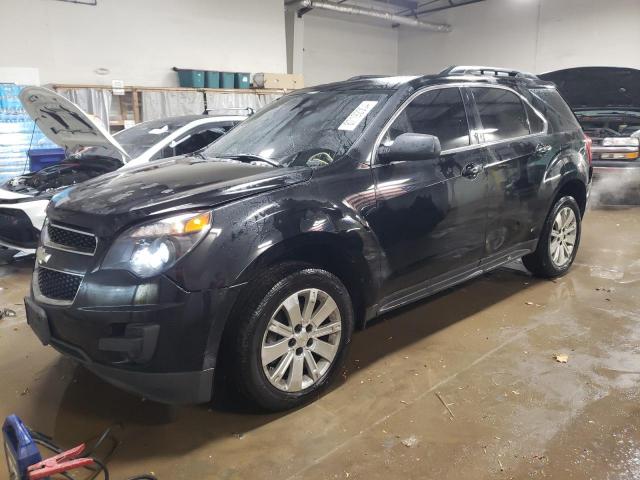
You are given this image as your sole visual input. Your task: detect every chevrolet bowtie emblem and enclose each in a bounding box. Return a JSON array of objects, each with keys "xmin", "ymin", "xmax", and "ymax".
[{"xmin": 36, "ymin": 247, "xmax": 51, "ymax": 265}]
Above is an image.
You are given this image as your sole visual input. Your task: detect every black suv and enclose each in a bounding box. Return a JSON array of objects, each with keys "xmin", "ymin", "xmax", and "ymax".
[{"xmin": 25, "ymin": 66, "xmax": 591, "ymax": 411}]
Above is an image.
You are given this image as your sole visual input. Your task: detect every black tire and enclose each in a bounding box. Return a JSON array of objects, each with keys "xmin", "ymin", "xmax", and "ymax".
[
  {"xmin": 227, "ymin": 262, "xmax": 354, "ymax": 411},
  {"xmin": 522, "ymin": 195, "xmax": 582, "ymax": 278}
]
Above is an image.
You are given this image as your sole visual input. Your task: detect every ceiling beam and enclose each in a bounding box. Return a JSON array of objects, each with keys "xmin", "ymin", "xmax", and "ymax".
[{"xmin": 286, "ymin": 0, "xmax": 452, "ymax": 32}]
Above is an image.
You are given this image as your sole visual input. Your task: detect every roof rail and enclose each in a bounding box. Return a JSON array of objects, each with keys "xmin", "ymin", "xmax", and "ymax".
[
  {"xmin": 439, "ymin": 65, "xmax": 539, "ymax": 80},
  {"xmin": 347, "ymin": 75, "xmax": 388, "ymax": 81}
]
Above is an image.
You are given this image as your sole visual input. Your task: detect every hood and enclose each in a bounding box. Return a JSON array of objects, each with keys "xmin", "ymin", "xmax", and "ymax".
[
  {"xmin": 47, "ymin": 156, "xmax": 312, "ymax": 235},
  {"xmin": 539, "ymin": 67, "xmax": 640, "ymax": 111},
  {"xmin": 19, "ymin": 86, "xmax": 130, "ymax": 159}
]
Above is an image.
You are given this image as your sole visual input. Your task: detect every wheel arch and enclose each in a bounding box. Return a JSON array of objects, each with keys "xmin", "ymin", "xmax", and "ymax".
[
  {"xmin": 553, "ymin": 178, "xmax": 587, "ymax": 217},
  {"xmin": 233, "ymin": 231, "xmax": 378, "ymax": 328}
]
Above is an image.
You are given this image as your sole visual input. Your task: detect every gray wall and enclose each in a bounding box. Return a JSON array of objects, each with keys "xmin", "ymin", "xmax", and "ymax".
[
  {"xmin": 302, "ymin": 14, "xmax": 398, "ymax": 86},
  {"xmin": 0, "ymin": 0, "xmax": 287, "ymax": 86},
  {"xmin": 397, "ymin": 0, "xmax": 640, "ymax": 75}
]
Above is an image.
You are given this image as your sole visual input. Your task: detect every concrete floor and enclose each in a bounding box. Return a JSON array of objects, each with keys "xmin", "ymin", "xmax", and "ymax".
[{"xmin": 1, "ymin": 204, "xmax": 639, "ymax": 480}]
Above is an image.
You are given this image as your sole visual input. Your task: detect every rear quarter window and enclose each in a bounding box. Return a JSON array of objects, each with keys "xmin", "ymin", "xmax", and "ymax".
[
  {"xmin": 525, "ymin": 102, "xmax": 545, "ymax": 134},
  {"xmin": 528, "ymin": 88, "xmax": 581, "ymax": 133}
]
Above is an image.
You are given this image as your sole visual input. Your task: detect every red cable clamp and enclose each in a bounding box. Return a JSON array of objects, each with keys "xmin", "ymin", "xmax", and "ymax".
[{"xmin": 27, "ymin": 443, "xmax": 94, "ymax": 480}]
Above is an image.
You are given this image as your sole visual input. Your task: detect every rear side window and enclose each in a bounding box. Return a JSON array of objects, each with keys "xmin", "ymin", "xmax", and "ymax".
[
  {"xmin": 471, "ymin": 87, "xmax": 530, "ymax": 142},
  {"xmin": 529, "ymin": 88, "xmax": 581, "ymax": 133},
  {"xmin": 384, "ymin": 87, "xmax": 470, "ymax": 151}
]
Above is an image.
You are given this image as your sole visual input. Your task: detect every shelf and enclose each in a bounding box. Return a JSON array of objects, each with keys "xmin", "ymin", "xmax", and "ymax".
[{"xmin": 48, "ymin": 84, "xmax": 291, "ymax": 95}]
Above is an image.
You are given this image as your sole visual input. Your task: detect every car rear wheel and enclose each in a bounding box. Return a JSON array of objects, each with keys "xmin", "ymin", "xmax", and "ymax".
[
  {"xmin": 522, "ymin": 196, "xmax": 582, "ymax": 278},
  {"xmin": 228, "ymin": 263, "xmax": 353, "ymax": 411}
]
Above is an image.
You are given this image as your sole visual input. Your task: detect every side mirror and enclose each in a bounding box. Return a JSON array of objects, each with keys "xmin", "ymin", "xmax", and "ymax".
[{"xmin": 378, "ymin": 133, "xmax": 441, "ymax": 163}]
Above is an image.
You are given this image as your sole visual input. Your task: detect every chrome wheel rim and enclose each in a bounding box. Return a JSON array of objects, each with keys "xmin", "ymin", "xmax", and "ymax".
[
  {"xmin": 550, "ymin": 206, "xmax": 577, "ymax": 268},
  {"xmin": 261, "ymin": 288, "xmax": 342, "ymax": 392}
]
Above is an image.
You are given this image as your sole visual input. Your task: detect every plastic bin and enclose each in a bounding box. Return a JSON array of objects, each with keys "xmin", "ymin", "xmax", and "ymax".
[
  {"xmin": 28, "ymin": 148, "xmax": 66, "ymax": 172},
  {"xmin": 221, "ymin": 72, "xmax": 235, "ymax": 89},
  {"xmin": 174, "ymin": 68, "xmax": 205, "ymax": 88},
  {"xmin": 205, "ymin": 71, "xmax": 221, "ymax": 88},
  {"xmin": 235, "ymin": 72, "xmax": 251, "ymax": 89}
]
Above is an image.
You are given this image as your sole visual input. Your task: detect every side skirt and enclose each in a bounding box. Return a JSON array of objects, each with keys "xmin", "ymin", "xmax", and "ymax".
[{"xmin": 374, "ymin": 242, "xmax": 537, "ymax": 319}]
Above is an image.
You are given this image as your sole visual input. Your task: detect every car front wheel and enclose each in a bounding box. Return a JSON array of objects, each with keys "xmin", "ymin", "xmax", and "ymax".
[{"xmin": 228, "ymin": 263, "xmax": 354, "ymax": 411}]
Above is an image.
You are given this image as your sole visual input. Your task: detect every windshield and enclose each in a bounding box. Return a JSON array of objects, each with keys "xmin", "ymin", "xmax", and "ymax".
[
  {"xmin": 203, "ymin": 91, "xmax": 389, "ymax": 168},
  {"xmin": 77, "ymin": 120, "xmax": 186, "ymax": 160}
]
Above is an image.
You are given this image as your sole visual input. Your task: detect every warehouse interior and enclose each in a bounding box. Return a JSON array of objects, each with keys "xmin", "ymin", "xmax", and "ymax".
[{"xmin": 1, "ymin": 0, "xmax": 640, "ymax": 479}]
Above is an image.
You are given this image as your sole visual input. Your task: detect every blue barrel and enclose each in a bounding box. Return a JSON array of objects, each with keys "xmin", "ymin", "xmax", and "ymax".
[
  {"xmin": 221, "ymin": 72, "xmax": 235, "ymax": 89},
  {"xmin": 174, "ymin": 68, "xmax": 205, "ymax": 88},
  {"xmin": 28, "ymin": 148, "xmax": 66, "ymax": 172},
  {"xmin": 235, "ymin": 73, "xmax": 251, "ymax": 89}
]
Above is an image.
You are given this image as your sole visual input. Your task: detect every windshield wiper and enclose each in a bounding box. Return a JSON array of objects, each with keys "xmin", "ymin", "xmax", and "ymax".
[{"xmin": 224, "ymin": 154, "xmax": 282, "ymax": 168}]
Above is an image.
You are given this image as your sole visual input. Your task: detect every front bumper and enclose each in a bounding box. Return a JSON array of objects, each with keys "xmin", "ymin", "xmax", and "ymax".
[
  {"xmin": 25, "ymin": 268, "xmax": 241, "ymax": 404},
  {"xmin": 74, "ymin": 349, "xmax": 213, "ymax": 404},
  {"xmin": 0, "ymin": 204, "xmax": 46, "ymax": 251}
]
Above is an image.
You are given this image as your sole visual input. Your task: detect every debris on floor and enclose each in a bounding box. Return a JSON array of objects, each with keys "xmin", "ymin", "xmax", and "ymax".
[
  {"xmin": 553, "ymin": 354, "xmax": 569, "ymax": 363},
  {"xmin": 0, "ymin": 308, "xmax": 16, "ymax": 319},
  {"xmin": 435, "ymin": 391, "xmax": 455, "ymax": 419},
  {"xmin": 401, "ymin": 435, "xmax": 418, "ymax": 448}
]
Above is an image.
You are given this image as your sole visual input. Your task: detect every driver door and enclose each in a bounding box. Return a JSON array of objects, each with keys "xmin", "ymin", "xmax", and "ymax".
[{"xmin": 366, "ymin": 87, "xmax": 488, "ymax": 301}]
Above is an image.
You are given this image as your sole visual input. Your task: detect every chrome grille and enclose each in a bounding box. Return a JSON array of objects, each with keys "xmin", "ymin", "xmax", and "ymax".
[
  {"xmin": 37, "ymin": 267, "xmax": 83, "ymax": 302},
  {"xmin": 46, "ymin": 223, "xmax": 97, "ymax": 255}
]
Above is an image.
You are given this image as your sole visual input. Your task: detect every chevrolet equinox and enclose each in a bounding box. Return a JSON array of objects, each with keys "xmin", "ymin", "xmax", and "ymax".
[{"xmin": 25, "ymin": 66, "xmax": 591, "ymax": 411}]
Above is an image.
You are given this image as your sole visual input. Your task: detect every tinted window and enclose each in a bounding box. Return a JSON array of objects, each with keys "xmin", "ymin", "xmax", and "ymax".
[
  {"xmin": 384, "ymin": 88, "xmax": 470, "ymax": 151},
  {"xmin": 471, "ymin": 88, "xmax": 529, "ymax": 142},
  {"xmin": 173, "ymin": 127, "xmax": 226, "ymax": 156},
  {"xmin": 525, "ymin": 102, "xmax": 545, "ymax": 134},
  {"xmin": 529, "ymin": 88, "xmax": 581, "ymax": 133}
]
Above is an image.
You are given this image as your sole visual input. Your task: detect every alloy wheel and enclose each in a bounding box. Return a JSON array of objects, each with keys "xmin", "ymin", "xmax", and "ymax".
[
  {"xmin": 261, "ymin": 288, "xmax": 342, "ymax": 392},
  {"xmin": 549, "ymin": 206, "xmax": 577, "ymax": 268}
]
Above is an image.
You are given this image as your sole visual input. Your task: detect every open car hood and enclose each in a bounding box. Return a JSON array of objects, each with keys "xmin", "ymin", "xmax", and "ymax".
[
  {"xmin": 19, "ymin": 86, "xmax": 130, "ymax": 160},
  {"xmin": 539, "ymin": 67, "xmax": 640, "ymax": 111}
]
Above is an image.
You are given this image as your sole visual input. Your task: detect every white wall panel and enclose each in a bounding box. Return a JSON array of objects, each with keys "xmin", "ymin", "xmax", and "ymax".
[
  {"xmin": 302, "ymin": 14, "xmax": 398, "ymax": 86},
  {"xmin": 398, "ymin": 0, "xmax": 640, "ymax": 75},
  {"xmin": 0, "ymin": 0, "xmax": 287, "ymax": 86}
]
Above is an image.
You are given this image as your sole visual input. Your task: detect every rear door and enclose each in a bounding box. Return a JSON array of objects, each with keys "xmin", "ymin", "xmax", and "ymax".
[{"xmin": 468, "ymin": 86, "xmax": 549, "ymax": 262}]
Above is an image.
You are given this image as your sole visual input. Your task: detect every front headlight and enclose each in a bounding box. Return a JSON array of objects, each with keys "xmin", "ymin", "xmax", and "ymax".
[
  {"xmin": 602, "ymin": 137, "xmax": 640, "ymax": 147},
  {"xmin": 102, "ymin": 211, "xmax": 212, "ymax": 277}
]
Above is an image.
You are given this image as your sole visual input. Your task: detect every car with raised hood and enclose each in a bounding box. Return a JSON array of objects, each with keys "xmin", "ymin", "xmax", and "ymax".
[
  {"xmin": 540, "ymin": 67, "xmax": 640, "ymax": 176},
  {"xmin": 0, "ymin": 86, "xmax": 246, "ymax": 253},
  {"xmin": 25, "ymin": 66, "xmax": 591, "ymax": 411}
]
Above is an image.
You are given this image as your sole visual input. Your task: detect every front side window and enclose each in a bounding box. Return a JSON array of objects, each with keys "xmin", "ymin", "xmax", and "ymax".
[
  {"xmin": 471, "ymin": 87, "xmax": 530, "ymax": 142},
  {"xmin": 383, "ymin": 87, "xmax": 470, "ymax": 151}
]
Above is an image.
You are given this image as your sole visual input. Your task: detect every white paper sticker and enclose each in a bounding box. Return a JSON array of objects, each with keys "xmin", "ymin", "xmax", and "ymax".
[{"xmin": 338, "ymin": 101, "xmax": 378, "ymax": 131}]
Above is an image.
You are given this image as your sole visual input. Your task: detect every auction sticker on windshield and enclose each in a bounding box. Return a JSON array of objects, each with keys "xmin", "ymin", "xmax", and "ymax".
[{"xmin": 338, "ymin": 101, "xmax": 379, "ymax": 131}]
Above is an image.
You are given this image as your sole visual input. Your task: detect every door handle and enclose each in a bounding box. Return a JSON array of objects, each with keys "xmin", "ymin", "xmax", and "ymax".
[
  {"xmin": 462, "ymin": 163, "xmax": 482, "ymax": 179},
  {"xmin": 535, "ymin": 143, "xmax": 552, "ymax": 154}
]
